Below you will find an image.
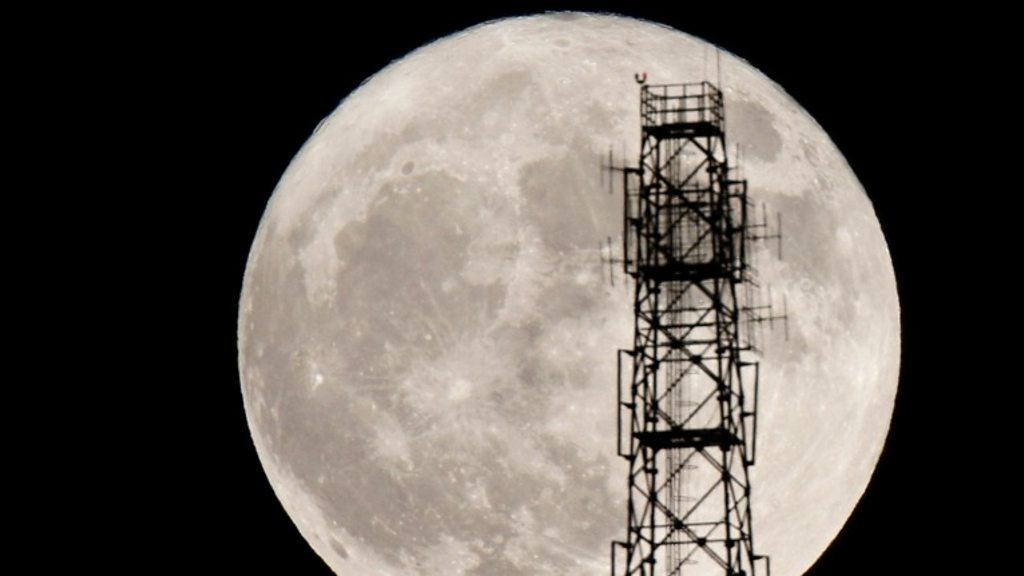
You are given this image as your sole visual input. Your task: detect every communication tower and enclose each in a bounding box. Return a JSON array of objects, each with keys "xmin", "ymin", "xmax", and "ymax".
[{"xmin": 607, "ymin": 81, "xmax": 784, "ymax": 576}]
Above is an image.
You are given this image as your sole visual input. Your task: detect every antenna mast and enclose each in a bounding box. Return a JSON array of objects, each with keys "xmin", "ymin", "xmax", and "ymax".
[{"xmin": 608, "ymin": 80, "xmax": 782, "ymax": 576}]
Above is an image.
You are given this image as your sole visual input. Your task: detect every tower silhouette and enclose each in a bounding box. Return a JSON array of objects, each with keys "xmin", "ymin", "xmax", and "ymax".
[{"xmin": 609, "ymin": 81, "xmax": 782, "ymax": 576}]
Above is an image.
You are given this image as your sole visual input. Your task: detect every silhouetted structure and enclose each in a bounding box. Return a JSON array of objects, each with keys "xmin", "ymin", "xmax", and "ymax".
[{"xmin": 608, "ymin": 81, "xmax": 783, "ymax": 576}]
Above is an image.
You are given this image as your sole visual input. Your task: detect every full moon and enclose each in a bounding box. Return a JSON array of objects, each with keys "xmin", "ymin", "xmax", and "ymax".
[{"xmin": 238, "ymin": 13, "xmax": 899, "ymax": 576}]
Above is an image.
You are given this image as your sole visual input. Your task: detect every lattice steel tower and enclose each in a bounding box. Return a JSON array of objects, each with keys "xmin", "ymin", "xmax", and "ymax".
[{"xmin": 609, "ymin": 81, "xmax": 778, "ymax": 576}]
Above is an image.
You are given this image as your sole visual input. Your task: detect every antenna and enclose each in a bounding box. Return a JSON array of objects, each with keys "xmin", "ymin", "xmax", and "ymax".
[
  {"xmin": 750, "ymin": 202, "xmax": 783, "ymax": 259},
  {"xmin": 777, "ymin": 211, "xmax": 783, "ymax": 259},
  {"xmin": 782, "ymin": 294, "xmax": 790, "ymax": 341},
  {"xmin": 599, "ymin": 235, "xmax": 630, "ymax": 290},
  {"xmin": 599, "ymin": 236, "xmax": 616, "ymax": 287},
  {"xmin": 598, "ymin": 132, "xmax": 641, "ymax": 283}
]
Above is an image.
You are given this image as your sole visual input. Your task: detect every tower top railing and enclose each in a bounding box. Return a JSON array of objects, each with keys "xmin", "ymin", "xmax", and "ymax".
[{"xmin": 641, "ymin": 81, "xmax": 724, "ymax": 133}]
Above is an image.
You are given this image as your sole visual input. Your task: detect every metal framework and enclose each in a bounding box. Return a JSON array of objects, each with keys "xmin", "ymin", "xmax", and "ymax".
[{"xmin": 610, "ymin": 82, "xmax": 777, "ymax": 576}]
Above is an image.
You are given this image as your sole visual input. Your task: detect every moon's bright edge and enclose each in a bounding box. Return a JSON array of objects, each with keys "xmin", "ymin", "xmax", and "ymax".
[{"xmin": 238, "ymin": 13, "xmax": 899, "ymax": 576}]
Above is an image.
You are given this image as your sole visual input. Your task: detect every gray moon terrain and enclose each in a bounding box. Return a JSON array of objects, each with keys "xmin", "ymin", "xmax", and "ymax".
[{"xmin": 238, "ymin": 13, "xmax": 900, "ymax": 576}]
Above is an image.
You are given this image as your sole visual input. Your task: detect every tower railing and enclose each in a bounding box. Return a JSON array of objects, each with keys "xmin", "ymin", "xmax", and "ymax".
[{"xmin": 640, "ymin": 82, "xmax": 724, "ymax": 133}]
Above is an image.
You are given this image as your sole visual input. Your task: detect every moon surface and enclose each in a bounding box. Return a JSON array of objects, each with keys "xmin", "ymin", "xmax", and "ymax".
[{"xmin": 238, "ymin": 13, "xmax": 899, "ymax": 576}]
